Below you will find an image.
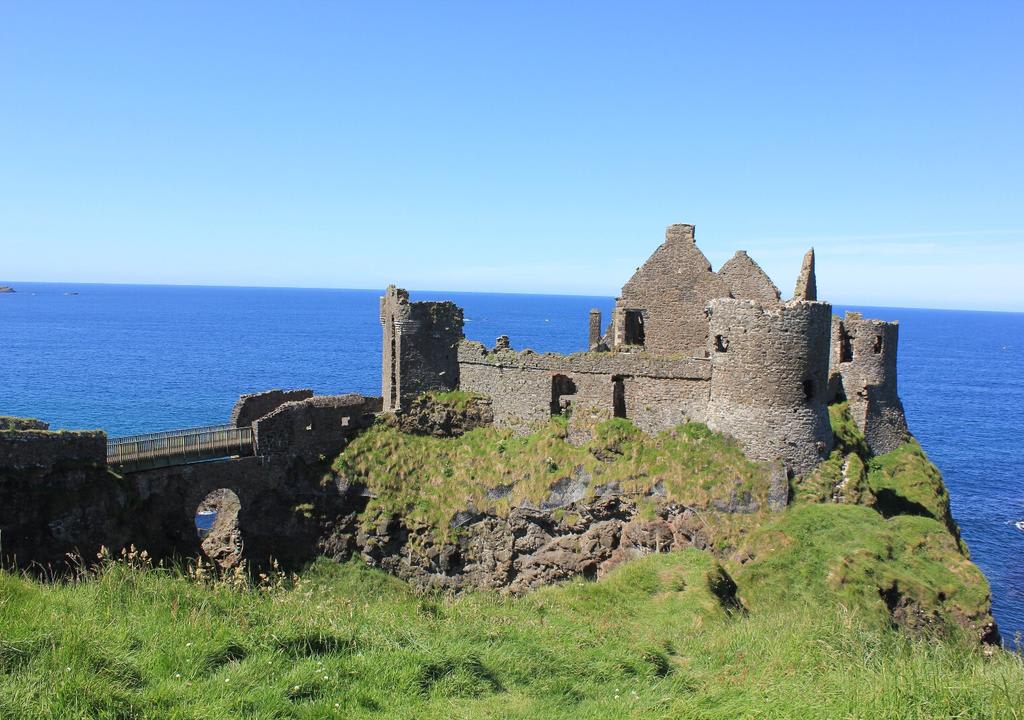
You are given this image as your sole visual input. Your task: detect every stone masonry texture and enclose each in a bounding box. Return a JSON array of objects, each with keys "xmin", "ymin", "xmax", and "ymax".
[
  {"xmin": 614, "ymin": 223, "xmax": 732, "ymax": 357},
  {"xmin": 381, "ymin": 285, "xmax": 463, "ymax": 411},
  {"xmin": 717, "ymin": 250, "xmax": 781, "ymax": 305},
  {"xmin": 705, "ymin": 299, "xmax": 834, "ymax": 475},
  {"xmin": 230, "ymin": 388, "xmax": 314, "ymax": 428}
]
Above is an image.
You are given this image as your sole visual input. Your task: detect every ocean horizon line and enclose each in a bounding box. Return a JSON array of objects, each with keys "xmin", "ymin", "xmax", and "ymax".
[{"xmin": 2, "ymin": 278, "xmax": 1022, "ymax": 316}]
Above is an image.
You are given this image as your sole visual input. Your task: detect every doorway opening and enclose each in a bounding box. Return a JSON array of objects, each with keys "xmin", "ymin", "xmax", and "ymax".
[
  {"xmin": 550, "ymin": 374, "xmax": 577, "ymax": 416},
  {"xmin": 195, "ymin": 488, "xmax": 243, "ymax": 568},
  {"xmin": 612, "ymin": 376, "xmax": 627, "ymax": 418}
]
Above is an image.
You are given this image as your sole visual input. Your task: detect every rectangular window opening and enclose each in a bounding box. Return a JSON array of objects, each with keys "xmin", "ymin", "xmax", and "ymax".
[{"xmin": 624, "ymin": 310, "xmax": 645, "ymax": 346}]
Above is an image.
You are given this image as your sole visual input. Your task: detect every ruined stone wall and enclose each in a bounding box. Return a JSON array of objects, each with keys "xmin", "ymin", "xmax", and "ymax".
[
  {"xmin": 458, "ymin": 360, "xmax": 553, "ymax": 431},
  {"xmin": 381, "ymin": 286, "xmax": 463, "ymax": 411},
  {"xmin": 1, "ymin": 395, "xmax": 382, "ymax": 571},
  {"xmin": 793, "ymin": 248, "xmax": 817, "ymax": 301},
  {"xmin": 395, "ymin": 393, "xmax": 494, "ymax": 437},
  {"xmin": 615, "ymin": 224, "xmax": 732, "ymax": 357},
  {"xmin": 0, "ymin": 429, "xmax": 107, "ymax": 472},
  {"xmin": 717, "ymin": 251, "xmax": 781, "ymax": 305},
  {"xmin": 705, "ymin": 299, "xmax": 833, "ymax": 475},
  {"xmin": 229, "ymin": 388, "xmax": 313, "ymax": 428},
  {"xmin": 253, "ymin": 394, "xmax": 381, "ymax": 461},
  {"xmin": 622, "ymin": 376, "xmax": 711, "ymax": 432},
  {"xmin": 0, "ymin": 417, "xmax": 50, "ymax": 431},
  {"xmin": 830, "ymin": 312, "xmax": 909, "ymax": 455},
  {"xmin": 457, "ymin": 342, "xmax": 711, "ymax": 434}
]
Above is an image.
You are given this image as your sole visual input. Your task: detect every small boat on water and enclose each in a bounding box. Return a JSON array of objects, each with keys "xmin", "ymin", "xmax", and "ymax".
[{"xmin": 1016, "ymin": 521, "xmax": 1024, "ymax": 532}]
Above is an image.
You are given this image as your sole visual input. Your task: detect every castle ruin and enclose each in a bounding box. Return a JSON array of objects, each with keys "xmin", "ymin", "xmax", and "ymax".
[
  {"xmin": 383, "ymin": 223, "xmax": 909, "ymax": 475},
  {"xmin": 1, "ymin": 220, "xmax": 911, "ymax": 578}
]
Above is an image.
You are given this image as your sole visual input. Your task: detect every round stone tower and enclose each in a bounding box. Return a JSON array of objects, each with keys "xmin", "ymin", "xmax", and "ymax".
[{"xmin": 705, "ymin": 298, "xmax": 834, "ymax": 476}]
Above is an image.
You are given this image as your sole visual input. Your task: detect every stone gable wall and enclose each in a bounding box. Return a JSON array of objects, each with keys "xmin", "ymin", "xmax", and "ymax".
[
  {"xmin": 717, "ymin": 250, "xmax": 781, "ymax": 305},
  {"xmin": 615, "ymin": 224, "xmax": 732, "ymax": 357},
  {"xmin": 705, "ymin": 299, "xmax": 834, "ymax": 475}
]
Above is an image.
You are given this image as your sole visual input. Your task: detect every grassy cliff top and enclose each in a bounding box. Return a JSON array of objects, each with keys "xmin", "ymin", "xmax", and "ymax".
[
  {"xmin": 334, "ymin": 416, "xmax": 771, "ymax": 539},
  {"xmin": 1, "ymin": 553, "xmax": 1020, "ymax": 719}
]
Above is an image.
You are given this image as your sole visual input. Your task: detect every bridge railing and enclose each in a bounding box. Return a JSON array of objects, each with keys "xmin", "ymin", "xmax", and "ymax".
[{"xmin": 108, "ymin": 424, "xmax": 254, "ymax": 471}]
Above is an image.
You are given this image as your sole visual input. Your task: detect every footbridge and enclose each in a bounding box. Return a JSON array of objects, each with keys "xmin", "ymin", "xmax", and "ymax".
[
  {"xmin": 107, "ymin": 425, "xmax": 254, "ymax": 472},
  {"xmin": 105, "ymin": 392, "xmax": 383, "ymax": 474}
]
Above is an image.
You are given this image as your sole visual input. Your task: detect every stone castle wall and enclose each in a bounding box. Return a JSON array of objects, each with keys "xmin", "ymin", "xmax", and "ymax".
[
  {"xmin": 0, "ymin": 417, "xmax": 50, "ymax": 431},
  {"xmin": 253, "ymin": 394, "xmax": 381, "ymax": 461},
  {"xmin": 1, "ymin": 393, "xmax": 383, "ymax": 571},
  {"xmin": 381, "ymin": 286, "xmax": 463, "ymax": 411},
  {"xmin": 230, "ymin": 388, "xmax": 314, "ymax": 428},
  {"xmin": 705, "ymin": 299, "xmax": 834, "ymax": 475},
  {"xmin": 457, "ymin": 342, "xmax": 711, "ymax": 434},
  {"xmin": 830, "ymin": 312, "xmax": 908, "ymax": 455},
  {"xmin": 0, "ymin": 429, "xmax": 107, "ymax": 472}
]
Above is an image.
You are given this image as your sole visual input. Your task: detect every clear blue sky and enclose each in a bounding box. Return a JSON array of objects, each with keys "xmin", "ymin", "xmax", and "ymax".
[{"xmin": 2, "ymin": 2, "xmax": 1022, "ymax": 310}]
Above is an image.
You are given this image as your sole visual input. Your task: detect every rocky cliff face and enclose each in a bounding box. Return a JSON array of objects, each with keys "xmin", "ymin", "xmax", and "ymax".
[{"xmin": 345, "ymin": 495, "xmax": 746, "ymax": 595}]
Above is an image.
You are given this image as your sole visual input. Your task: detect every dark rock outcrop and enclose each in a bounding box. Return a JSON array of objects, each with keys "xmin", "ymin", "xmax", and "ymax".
[{"xmin": 332, "ymin": 491, "xmax": 744, "ymax": 595}]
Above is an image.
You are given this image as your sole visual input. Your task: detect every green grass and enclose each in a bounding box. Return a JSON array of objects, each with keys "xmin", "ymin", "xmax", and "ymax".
[
  {"xmin": 867, "ymin": 440, "xmax": 955, "ymax": 527},
  {"xmin": 334, "ymin": 418, "xmax": 771, "ymax": 543},
  {"xmin": 1, "ymin": 552, "xmax": 1021, "ymax": 720},
  {"xmin": 420, "ymin": 390, "xmax": 486, "ymax": 411},
  {"xmin": 2, "ymin": 406, "xmax": 1014, "ymax": 718},
  {"xmin": 731, "ymin": 504, "xmax": 992, "ymax": 635},
  {"xmin": 797, "ymin": 404, "xmax": 959, "ymax": 541}
]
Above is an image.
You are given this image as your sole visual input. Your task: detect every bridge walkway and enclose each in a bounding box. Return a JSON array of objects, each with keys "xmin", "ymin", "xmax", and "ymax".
[{"xmin": 107, "ymin": 425, "xmax": 254, "ymax": 472}]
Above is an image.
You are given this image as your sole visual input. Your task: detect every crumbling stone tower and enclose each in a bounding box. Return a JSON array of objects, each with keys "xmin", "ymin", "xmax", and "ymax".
[
  {"xmin": 830, "ymin": 312, "xmax": 909, "ymax": 455},
  {"xmin": 380, "ymin": 285, "xmax": 464, "ymax": 412},
  {"xmin": 705, "ymin": 299, "xmax": 835, "ymax": 475}
]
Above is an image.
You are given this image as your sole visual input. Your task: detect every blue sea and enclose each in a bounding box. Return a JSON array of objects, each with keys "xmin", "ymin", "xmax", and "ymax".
[{"xmin": 2, "ymin": 283, "xmax": 1023, "ymax": 640}]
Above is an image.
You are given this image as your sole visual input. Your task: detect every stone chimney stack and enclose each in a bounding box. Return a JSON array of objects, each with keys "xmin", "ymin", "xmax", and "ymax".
[
  {"xmin": 665, "ymin": 223, "xmax": 696, "ymax": 244},
  {"xmin": 588, "ymin": 309, "xmax": 602, "ymax": 350},
  {"xmin": 793, "ymin": 248, "xmax": 817, "ymax": 301}
]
